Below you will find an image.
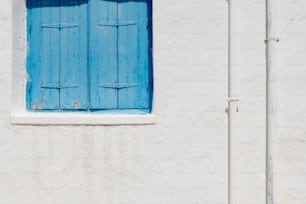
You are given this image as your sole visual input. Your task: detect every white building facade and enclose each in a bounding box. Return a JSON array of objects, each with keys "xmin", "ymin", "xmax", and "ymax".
[{"xmin": 0, "ymin": 0, "xmax": 305, "ymax": 203}]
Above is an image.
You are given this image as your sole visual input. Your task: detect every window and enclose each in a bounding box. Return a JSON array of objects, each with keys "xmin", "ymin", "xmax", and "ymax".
[{"xmin": 26, "ymin": 0, "xmax": 153, "ymax": 113}]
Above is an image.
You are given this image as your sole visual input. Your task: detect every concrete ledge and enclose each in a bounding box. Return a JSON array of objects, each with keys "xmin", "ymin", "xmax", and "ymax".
[{"xmin": 10, "ymin": 112, "xmax": 156, "ymax": 126}]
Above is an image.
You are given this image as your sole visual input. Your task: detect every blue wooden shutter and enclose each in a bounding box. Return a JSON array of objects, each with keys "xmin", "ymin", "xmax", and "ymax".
[
  {"xmin": 89, "ymin": 0, "xmax": 151, "ymax": 110},
  {"xmin": 28, "ymin": 0, "xmax": 88, "ymax": 110},
  {"xmin": 28, "ymin": 4, "xmax": 59, "ymax": 109}
]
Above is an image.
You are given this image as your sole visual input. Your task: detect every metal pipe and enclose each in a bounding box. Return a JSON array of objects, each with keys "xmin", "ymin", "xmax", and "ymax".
[
  {"xmin": 228, "ymin": 0, "xmax": 239, "ymax": 203},
  {"xmin": 266, "ymin": 0, "xmax": 278, "ymax": 203}
]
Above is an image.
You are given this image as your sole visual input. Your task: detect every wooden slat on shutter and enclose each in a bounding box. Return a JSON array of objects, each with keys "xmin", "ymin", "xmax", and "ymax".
[
  {"xmin": 117, "ymin": 0, "xmax": 150, "ymax": 109},
  {"xmin": 89, "ymin": 0, "xmax": 118, "ymax": 109},
  {"xmin": 60, "ymin": 3, "xmax": 88, "ymax": 110}
]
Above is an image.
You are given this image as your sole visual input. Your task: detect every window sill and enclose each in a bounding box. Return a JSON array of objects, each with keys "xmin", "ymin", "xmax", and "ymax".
[{"xmin": 10, "ymin": 112, "xmax": 156, "ymax": 126}]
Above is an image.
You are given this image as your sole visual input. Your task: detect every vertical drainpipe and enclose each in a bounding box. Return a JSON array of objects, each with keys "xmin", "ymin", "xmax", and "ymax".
[
  {"xmin": 228, "ymin": 0, "xmax": 239, "ymax": 203},
  {"xmin": 266, "ymin": 0, "xmax": 278, "ymax": 203}
]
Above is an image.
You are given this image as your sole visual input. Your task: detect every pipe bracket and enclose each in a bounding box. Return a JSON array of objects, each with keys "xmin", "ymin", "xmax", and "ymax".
[
  {"xmin": 264, "ymin": 38, "xmax": 280, "ymax": 43},
  {"xmin": 227, "ymin": 98, "xmax": 240, "ymax": 102}
]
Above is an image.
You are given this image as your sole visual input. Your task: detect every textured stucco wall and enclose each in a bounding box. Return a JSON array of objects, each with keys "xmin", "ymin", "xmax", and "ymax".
[
  {"xmin": 277, "ymin": 1, "xmax": 306, "ymax": 203},
  {"xmin": 0, "ymin": 0, "xmax": 305, "ymax": 204}
]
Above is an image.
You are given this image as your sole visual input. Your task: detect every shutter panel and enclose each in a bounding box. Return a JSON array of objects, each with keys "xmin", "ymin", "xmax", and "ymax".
[
  {"xmin": 28, "ymin": 0, "xmax": 88, "ymax": 110},
  {"xmin": 89, "ymin": 0, "xmax": 118, "ymax": 109},
  {"xmin": 117, "ymin": 0, "xmax": 150, "ymax": 109},
  {"xmin": 60, "ymin": 3, "xmax": 88, "ymax": 110},
  {"xmin": 89, "ymin": 0, "xmax": 152, "ymax": 110},
  {"xmin": 29, "ymin": 3, "xmax": 60, "ymax": 110}
]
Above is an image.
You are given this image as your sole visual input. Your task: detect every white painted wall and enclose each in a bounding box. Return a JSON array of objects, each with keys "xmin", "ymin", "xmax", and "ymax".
[{"xmin": 0, "ymin": 0, "xmax": 305, "ymax": 203}]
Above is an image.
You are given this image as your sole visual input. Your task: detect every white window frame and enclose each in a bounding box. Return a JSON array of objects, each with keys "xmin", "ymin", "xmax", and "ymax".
[{"xmin": 10, "ymin": 0, "xmax": 156, "ymax": 126}]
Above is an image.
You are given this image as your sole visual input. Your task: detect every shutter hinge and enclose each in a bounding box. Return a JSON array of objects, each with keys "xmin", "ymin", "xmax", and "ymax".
[
  {"xmin": 99, "ymin": 83, "xmax": 138, "ymax": 89},
  {"xmin": 41, "ymin": 23, "xmax": 79, "ymax": 29},
  {"xmin": 98, "ymin": 21, "xmax": 137, "ymax": 27},
  {"xmin": 41, "ymin": 83, "xmax": 79, "ymax": 89}
]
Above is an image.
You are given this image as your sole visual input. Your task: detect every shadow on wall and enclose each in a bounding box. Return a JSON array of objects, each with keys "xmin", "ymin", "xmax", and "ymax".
[{"xmin": 27, "ymin": 0, "xmax": 148, "ymax": 8}]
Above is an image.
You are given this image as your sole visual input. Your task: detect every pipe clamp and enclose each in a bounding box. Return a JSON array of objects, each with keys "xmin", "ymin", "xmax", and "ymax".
[
  {"xmin": 264, "ymin": 38, "xmax": 280, "ymax": 43},
  {"xmin": 227, "ymin": 98, "xmax": 240, "ymax": 102}
]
